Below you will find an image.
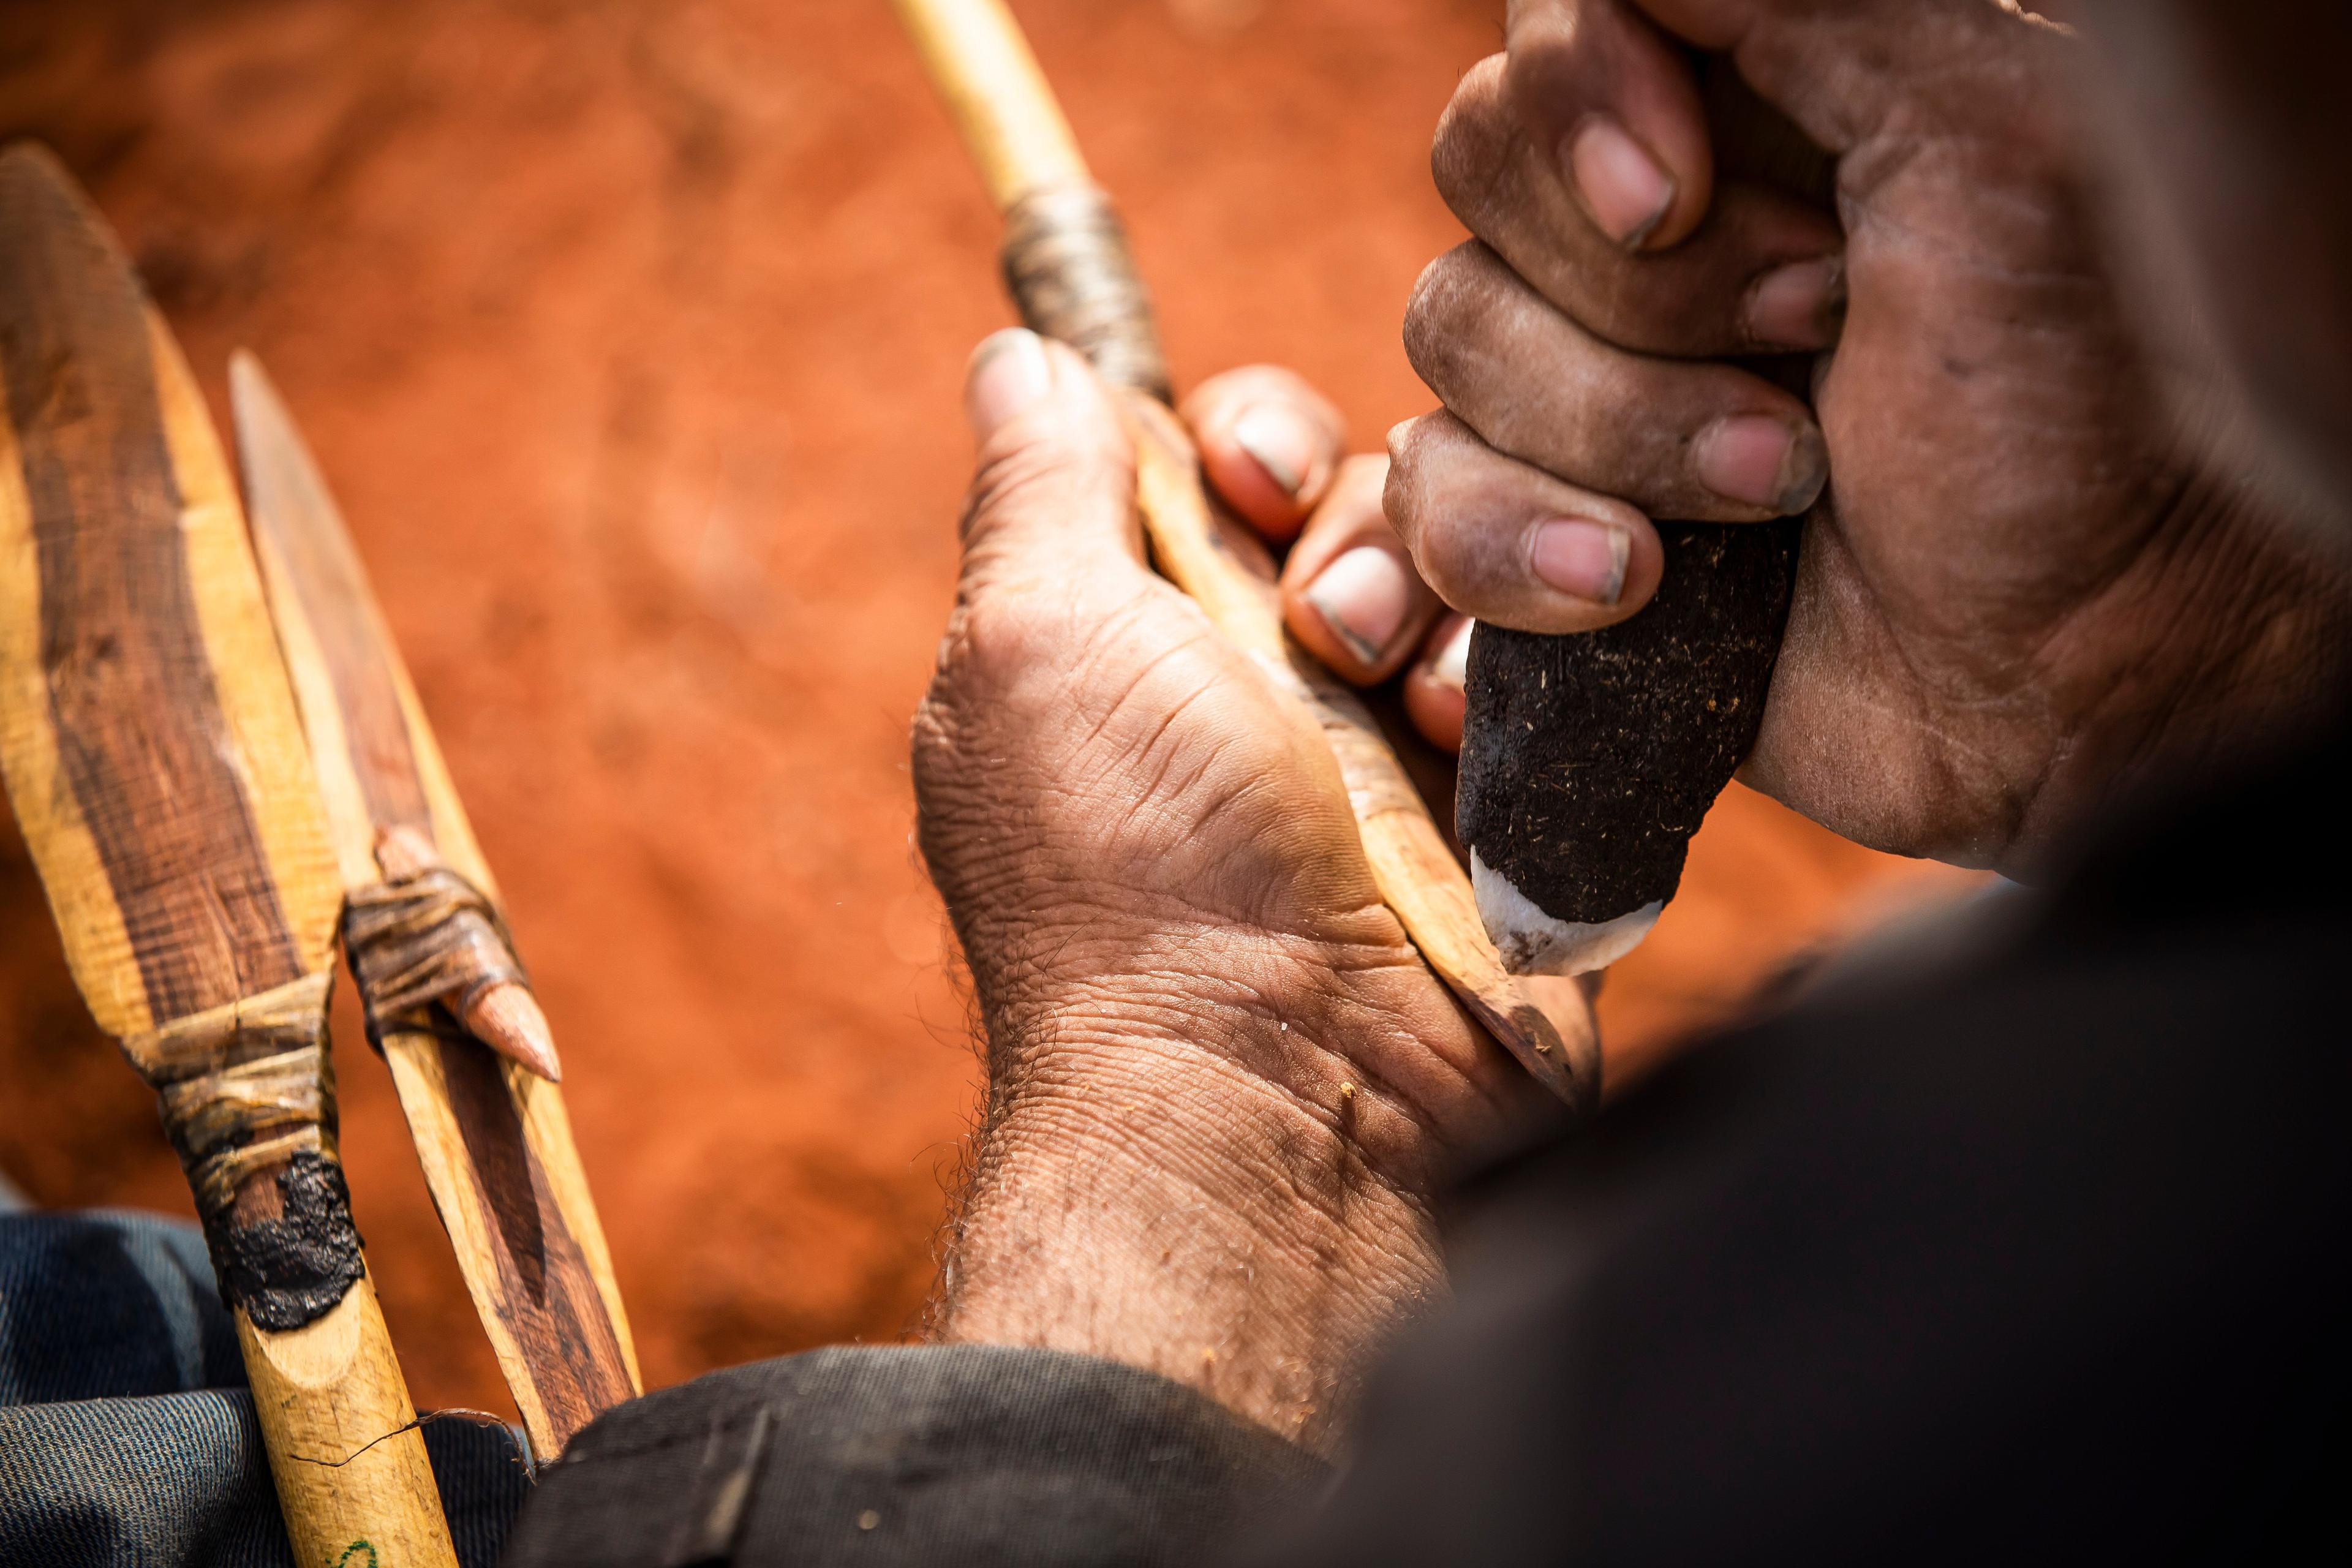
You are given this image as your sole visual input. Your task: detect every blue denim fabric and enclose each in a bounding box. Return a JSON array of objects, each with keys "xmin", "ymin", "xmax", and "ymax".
[
  {"xmin": 0, "ymin": 1210, "xmax": 244, "ymax": 1407},
  {"xmin": 0, "ymin": 1211, "xmax": 529, "ymax": 1568}
]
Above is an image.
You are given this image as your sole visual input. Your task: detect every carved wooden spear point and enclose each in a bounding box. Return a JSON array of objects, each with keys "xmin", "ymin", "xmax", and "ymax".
[
  {"xmin": 0, "ymin": 140, "xmax": 453, "ymax": 1566},
  {"xmin": 464, "ymin": 979, "xmax": 562, "ymax": 1083},
  {"xmin": 366, "ymin": 821, "xmax": 562, "ymax": 1079},
  {"xmin": 235, "ymin": 345, "xmax": 637, "ymax": 1458}
]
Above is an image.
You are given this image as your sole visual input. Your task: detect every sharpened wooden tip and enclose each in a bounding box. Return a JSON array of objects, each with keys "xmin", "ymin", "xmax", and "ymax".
[
  {"xmin": 374, "ymin": 823, "xmax": 438, "ymax": 882},
  {"xmin": 463, "ymin": 980, "xmax": 561, "ymax": 1083},
  {"xmin": 372, "ymin": 825, "xmax": 562, "ymax": 1080}
]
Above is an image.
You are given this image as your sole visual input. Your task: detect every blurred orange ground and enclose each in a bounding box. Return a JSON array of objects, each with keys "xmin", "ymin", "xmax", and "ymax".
[{"xmin": 0, "ymin": 0, "xmax": 1979, "ymax": 1411}]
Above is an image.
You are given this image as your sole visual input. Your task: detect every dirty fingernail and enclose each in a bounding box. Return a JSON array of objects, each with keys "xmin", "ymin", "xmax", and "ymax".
[
  {"xmin": 1303, "ymin": 545, "xmax": 1412, "ymax": 666},
  {"xmin": 1695, "ymin": 415, "xmax": 1828, "ymax": 514},
  {"xmin": 1426, "ymin": 616, "xmax": 1472, "ymax": 693},
  {"xmin": 965, "ymin": 328, "xmax": 1052, "ymax": 439},
  {"xmin": 1232, "ymin": 403, "xmax": 1319, "ymax": 499},
  {"xmin": 1529, "ymin": 518, "xmax": 1630, "ymax": 605},
  {"xmin": 1566, "ymin": 115, "xmax": 1675, "ymax": 251},
  {"xmin": 1745, "ymin": 255, "xmax": 1846, "ymax": 349}
]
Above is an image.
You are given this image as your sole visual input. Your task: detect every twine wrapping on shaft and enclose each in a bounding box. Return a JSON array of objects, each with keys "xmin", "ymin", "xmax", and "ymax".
[
  {"xmin": 344, "ymin": 862, "xmax": 529, "ymax": 1045},
  {"xmin": 134, "ymin": 972, "xmax": 336, "ymax": 1219},
  {"xmin": 1001, "ymin": 183, "xmax": 1170, "ymax": 400},
  {"xmin": 125, "ymin": 971, "xmax": 364, "ymax": 1329}
]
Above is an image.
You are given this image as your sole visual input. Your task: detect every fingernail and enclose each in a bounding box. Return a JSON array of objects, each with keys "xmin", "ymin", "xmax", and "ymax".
[
  {"xmin": 1744, "ymin": 256, "xmax": 1846, "ymax": 350},
  {"xmin": 1695, "ymin": 415, "xmax": 1828, "ymax": 514},
  {"xmin": 965, "ymin": 328, "xmax": 1052, "ymax": 439},
  {"xmin": 1303, "ymin": 545, "xmax": 1412, "ymax": 666},
  {"xmin": 1566, "ymin": 115, "xmax": 1675, "ymax": 251},
  {"xmin": 1529, "ymin": 518, "xmax": 1630, "ymax": 605},
  {"xmin": 1427, "ymin": 616, "xmax": 1472, "ymax": 693},
  {"xmin": 1232, "ymin": 403, "xmax": 1318, "ymax": 499}
]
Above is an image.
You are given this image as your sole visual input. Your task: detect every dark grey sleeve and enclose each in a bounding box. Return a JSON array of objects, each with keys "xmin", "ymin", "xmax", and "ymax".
[{"xmin": 502, "ymin": 1344, "xmax": 1329, "ymax": 1568}]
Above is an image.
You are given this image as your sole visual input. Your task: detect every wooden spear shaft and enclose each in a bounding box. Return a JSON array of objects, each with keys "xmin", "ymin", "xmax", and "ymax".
[
  {"xmin": 235, "ymin": 352, "xmax": 641, "ymax": 1461},
  {"xmin": 0, "ymin": 143, "xmax": 455, "ymax": 1567},
  {"xmin": 889, "ymin": 0, "xmax": 1598, "ymax": 1109}
]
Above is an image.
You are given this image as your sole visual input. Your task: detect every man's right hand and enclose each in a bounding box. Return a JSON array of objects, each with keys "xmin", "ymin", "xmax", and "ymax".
[{"xmin": 1382, "ymin": 0, "xmax": 2352, "ymax": 872}]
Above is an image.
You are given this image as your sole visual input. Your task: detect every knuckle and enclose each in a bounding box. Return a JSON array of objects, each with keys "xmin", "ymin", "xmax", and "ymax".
[
  {"xmin": 918, "ymin": 589, "xmax": 1074, "ymax": 794},
  {"xmin": 1407, "ymin": 514, "xmax": 1485, "ymax": 610},
  {"xmin": 1430, "ymin": 55, "xmax": 1513, "ymax": 222},
  {"xmin": 944, "ymin": 585, "xmax": 1066, "ymax": 696},
  {"xmin": 1401, "ymin": 257, "xmax": 1471, "ymax": 388},
  {"xmin": 1382, "ymin": 425, "xmax": 1434, "ymax": 540},
  {"xmin": 1403, "ymin": 245, "xmax": 1516, "ymax": 396}
]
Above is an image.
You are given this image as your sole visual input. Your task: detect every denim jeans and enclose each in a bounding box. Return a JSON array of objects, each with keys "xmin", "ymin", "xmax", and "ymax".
[{"xmin": 0, "ymin": 1210, "xmax": 529, "ymax": 1568}]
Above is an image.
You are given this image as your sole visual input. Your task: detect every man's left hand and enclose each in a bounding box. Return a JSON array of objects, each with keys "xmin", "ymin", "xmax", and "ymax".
[{"xmin": 913, "ymin": 330, "xmax": 1553, "ymax": 1450}]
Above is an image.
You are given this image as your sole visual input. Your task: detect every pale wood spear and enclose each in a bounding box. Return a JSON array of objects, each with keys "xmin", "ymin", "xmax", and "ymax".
[
  {"xmin": 889, "ymin": 0, "xmax": 1599, "ymax": 1109},
  {"xmin": 0, "ymin": 143, "xmax": 457, "ymax": 1567},
  {"xmin": 233, "ymin": 352, "xmax": 641, "ymax": 1461}
]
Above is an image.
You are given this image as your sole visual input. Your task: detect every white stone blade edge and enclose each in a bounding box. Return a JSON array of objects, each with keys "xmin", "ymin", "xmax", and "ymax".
[{"xmin": 1471, "ymin": 848, "xmax": 1662, "ymax": 977}]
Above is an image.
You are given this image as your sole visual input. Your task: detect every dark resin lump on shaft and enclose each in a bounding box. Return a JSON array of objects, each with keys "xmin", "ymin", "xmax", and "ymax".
[{"xmin": 1458, "ymin": 520, "xmax": 1801, "ymax": 974}]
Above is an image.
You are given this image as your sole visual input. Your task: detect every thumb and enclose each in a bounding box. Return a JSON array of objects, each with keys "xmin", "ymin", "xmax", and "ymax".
[{"xmin": 957, "ymin": 329, "xmax": 1145, "ymax": 590}]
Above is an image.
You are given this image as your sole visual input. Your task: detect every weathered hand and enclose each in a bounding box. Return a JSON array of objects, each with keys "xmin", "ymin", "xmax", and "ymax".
[
  {"xmin": 913, "ymin": 330, "xmax": 1547, "ymax": 1450},
  {"xmin": 1389, "ymin": 0, "xmax": 2352, "ymax": 870}
]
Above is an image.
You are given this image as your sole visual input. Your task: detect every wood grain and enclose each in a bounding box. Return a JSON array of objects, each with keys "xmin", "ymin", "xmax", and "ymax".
[
  {"xmin": 0, "ymin": 141, "xmax": 455, "ymax": 1568},
  {"xmin": 889, "ymin": 0, "xmax": 1086, "ymax": 211},
  {"xmin": 0, "ymin": 151, "xmax": 312, "ymax": 1028},
  {"xmin": 241, "ymin": 1272, "xmax": 454, "ymax": 1568},
  {"xmin": 236, "ymin": 351, "xmax": 641, "ymax": 1460}
]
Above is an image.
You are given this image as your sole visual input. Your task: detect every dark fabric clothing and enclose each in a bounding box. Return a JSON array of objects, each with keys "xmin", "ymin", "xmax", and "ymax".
[
  {"xmin": 11, "ymin": 715, "xmax": 2351, "ymax": 1566},
  {"xmin": 1273, "ymin": 854, "xmax": 2352, "ymax": 1564},
  {"xmin": 1269, "ymin": 720, "xmax": 2352, "ymax": 1563},
  {"xmin": 508, "ymin": 720, "xmax": 2351, "ymax": 1566},
  {"xmin": 504, "ymin": 1345, "xmax": 1327, "ymax": 1568},
  {"xmin": 0, "ymin": 1210, "xmax": 243, "ymax": 1408},
  {"xmin": 0, "ymin": 1210, "xmax": 531, "ymax": 1568},
  {"xmin": 1, "ymin": 1389, "xmax": 532, "ymax": 1568}
]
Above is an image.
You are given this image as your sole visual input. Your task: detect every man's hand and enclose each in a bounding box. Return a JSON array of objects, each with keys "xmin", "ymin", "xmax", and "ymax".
[
  {"xmin": 913, "ymin": 330, "xmax": 1547, "ymax": 1450},
  {"xmin": 1387, "ymin": 0, "xmax": 2352, "ymax": 871}
]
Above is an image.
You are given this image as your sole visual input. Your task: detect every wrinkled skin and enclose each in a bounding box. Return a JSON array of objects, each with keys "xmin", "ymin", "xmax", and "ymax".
[
  {"xmin": 1387, "ymin": 0, "xmax": 2352, "ymax": 871},
  {"xmin": 912, "ymin": 334, "xmax": 1544, "ymax": 1449},
  {"xmin": 906, "ymin": 0, "xmax": 2352, "ymax": 1459}
]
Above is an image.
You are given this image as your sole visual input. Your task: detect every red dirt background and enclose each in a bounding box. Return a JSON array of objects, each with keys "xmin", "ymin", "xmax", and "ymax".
[{"xmin": 0, "ymin": 0, "xmax": 1979, "ymax": 1411}]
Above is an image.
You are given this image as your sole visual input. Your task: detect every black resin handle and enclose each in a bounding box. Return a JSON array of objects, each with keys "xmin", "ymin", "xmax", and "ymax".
[{"xmin": 1457, "ymin": 521, "xmax": 1803, "ymax": 973}]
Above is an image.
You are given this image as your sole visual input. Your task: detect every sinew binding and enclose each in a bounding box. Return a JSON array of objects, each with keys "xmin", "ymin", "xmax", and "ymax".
[{"xmin": 235, "ymin": 352, "xmax": 641, "ymax": 1461}]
